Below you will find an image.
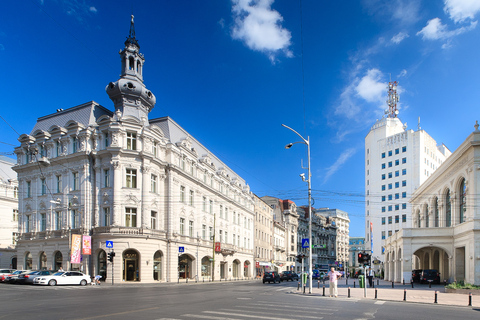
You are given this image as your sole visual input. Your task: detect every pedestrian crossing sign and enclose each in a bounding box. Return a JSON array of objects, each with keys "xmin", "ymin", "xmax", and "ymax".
[{"xmin": 302, "ymin": 238, "xmax": 309, "ymax": 248}]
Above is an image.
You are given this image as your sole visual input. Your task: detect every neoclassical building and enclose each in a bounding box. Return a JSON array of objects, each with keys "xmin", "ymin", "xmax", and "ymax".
[
  {"xmin": 253, "ymin": 195, "xmax": 274, "ymax": 277},
  {"xmin": 13, "ymin": 17, "xmax": 254, "ymax": 282},
  {"xmin": 0, "ymin": 156, "xmax": 18, "ymax": 268},
  {"xmin": 384, "ymin": 122, "xmax": 480, "ymax": 285}
]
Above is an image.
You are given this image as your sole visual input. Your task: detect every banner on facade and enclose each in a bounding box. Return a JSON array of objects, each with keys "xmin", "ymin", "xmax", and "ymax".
[
  {"xmin": 71, "ymin": 234, "xmax": 82, "ymax": 264},
  {"xmin": 82, "ymin": 235, "xmax": 91, "ymax": 255},
  {"xmin": 215, "ymin": 242, "xmax": 221, "ymax": 252}
]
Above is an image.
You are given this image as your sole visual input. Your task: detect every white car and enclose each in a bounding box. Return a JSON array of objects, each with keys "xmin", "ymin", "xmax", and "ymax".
[{"xmin": 33, "ymin": 271, "xmax": 91, "ymax": 286}]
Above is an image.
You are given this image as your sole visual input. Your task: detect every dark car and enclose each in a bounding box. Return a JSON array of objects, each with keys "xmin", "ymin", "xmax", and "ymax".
[
  {"xmin": 263, "ymin": 272, "xmax": 281, "ymax": 284},
  {"xmin": 412, "ymin": 269, "xmax": 422, "ymax": 283},
  {"xmin": 280, "ymin": 271, "xmax": 299, "ymax": 281},
  {"xmin": 17, "ymin": 270, "xmax": 56, "ymax": 285},
  {"xmin": 420, "ymin": 269, "xmax": 440, "ymax": 284}
]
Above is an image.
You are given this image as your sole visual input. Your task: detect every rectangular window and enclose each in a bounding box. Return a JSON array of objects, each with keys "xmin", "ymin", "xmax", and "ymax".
[
  {"xmin": 402, "ymin": 146, "xmax": 407, "ymax": 152},
  {"xmin": 388, "ymin": 216, "xmax": 392, "ymax": 224},
  {"xmin": 395, "ymin": 193, "xmax": 399, "ymax": 199},
  {"xmin": 382, "ymin": 163, "xmax": 386, "ymax": 169},
  {"xmin": 72, "ymin": 137, "xmax": 78, "ymax": 153},
  {"xmin": 56, "ymin": 175, "xmax": 62, "ymax": 193},
  {"xmin": 104, "ymin": 169, "xmax": 110, "ymax": 188},
  {"xmin": 71, "ymin": 209, "xmax": 80, "ymax": 229},
  {"xmin": 189, "ymin": 190, "xmax": 194, "ymax": 206},
  {"xmin": 402, "ymin": 180, "xmax": 407, "ymax": 187},
  {"xmin": 382, "ymin": 206, "xmax": 386, "ymax": 213},
  {"xmin": 54, "ymin": 212, "xmax": 61, "ymax": 230},
  {"xmin": 27, "ymin": 181, "xmax": 31, "ymax": 198},
  {"xmin": 40, "ymin": 213, "xmax": 46, "ymax": 231},
  {"xmin": 209, "ymin": 226, "xmax": 213, "ymax": 240},
  {"xmin": 388, "ymin": 206, "xmax": 392, "ymax": 212},
  {"xmin": 126, "ymin": 169, "xmax": 137, "ymax": 188},
  {"xmin": 382, "ymin": 174, "xmax": 385, "ymax": 180},
  {"xmin": 388, "ymin": 183, "xmax": 392, "ymax": 190},
  {"xmin": 402, "ymin": 192, "xmax": 407, "ymax": 198},
  {"xmin": 151, "ymin": 211, "xmax": 157, "ymax": 229},
  {"xmin": 126, "ymin": 132, "xmax": 137, "ymax": 150},
  {"xmin": 13, "ymin": 209, "xmax": 18, "ymax": 222},
  {"xmin": 209, "ymin": 200, "xmax": 213, "ymax": 214},
  {"xmin": 394, "ymin": 159, "xmax": 399, "ymax": 166},
  {"xmin": 14, "ymin": 187, "xmax": 18, "ymax": 198},
  {"xmin": 388, "ymin": 194, "xmax": 392, "ymax": 200},
  {"xmin": 381, "ymin": 185, "xmax": 386, "ymax": 191},
  {"xmin": 104, "ymin": 207, "xmax": 110, "ymax": 227},
  {"xmin": 402, "ymin": 214, "xmax": 407, "ymax": 222},
  {"xmin": 395, "ymin": 182, "xmax": 399, "ymax": 188},
  {"xmin": 382, "ymin": 152, "xmax": 385, "ymax": 158},
  {"xmin": 151, "ymin": 174, "xmax": 157, "ymax": 193},
  {"xmin": 225, "ymin": 208, "xmax": 228, "ymax": 221},
  {"xmin": 202, "ymin": 224, "xmax": 206, "ymax": 239},
  {"xmin": 25, "ymin": 215, "xmax": 31, "ymax": 233},
  {"xmin": 388, "ymin": 161, "xmax": 392, "ymax": 167},
  {"xmin": 395, "ymin": 204, "xmax": 399, "ymax": 211},
  {"xmin": 56, "ymin": 141, "xmax": 61, "ymax": 156},
  {"xmin": 388, "ymin": 150, "xmax": 392, "ymax": 157},
  {"xmin": 72, "ymin": 172, "xmax": 79, "ymax": 191},
  {"xmin": 382, "ymin": 231, "xmax": 386, "ymax": 240},
  {"xmin": 125, "ymin": 208, "xmax": 137, "ymax": 227},
  {"xmin": 180, "ymin": 186, "xmax": 185, "ymax": 203},
  {"xmin": 388, "ymin": 230, "xmax": 392, "ymax": 237},
  {"xmin": 381, "ymin": 196, "xmax": 385, "ymax": 202},
  {"xmin": 189, "ymin": 220, "xmax": 194, "ymax": 237},
  {"xmin": 152, "ymin": 141, "xmax": 157, "ymax": 157},
  {"xmin": 203, "ymin": 197, "xmax": 207, "ymax": 211},
  {"xmin": 402, "ymin": 203, "xmax": 407, "ymax": 210},
  {"xmin": 395, "ymin": 171, "xmax": 399, "ymax": 177},
  {"xmin": 395, "ymin": 148, "xmax": 399, "ymax": 155},
  {"xmin": 388, "ymin": 172, "xmax": 392, "ymax": 179},
  {"xmin": 179, "ymin": 218, "xmax": 185, "ymax": 235},
  {"xmin": 219, "ymin": 205, "xmax": 223, "ymax": 219},
  {"xmin": 402, "ymin": 157, "xmax": 407, "ymax": 164},
  {"xmin": 41, "ymin": 178, "xmax": 46, "ymax": 195},
  {"xmin": 402, "ymin": 169, "xmax": 407, "ymax": 175},
  {"xmin": 395, "ymin": 215, "xmax": 399, "ymax": 223},
  {"xmin": 104, "ymin": 132, "xmax": 109, "ymax": 148}
]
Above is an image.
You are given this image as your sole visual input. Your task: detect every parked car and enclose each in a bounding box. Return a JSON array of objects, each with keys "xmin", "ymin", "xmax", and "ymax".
[
  {"xmin": 280, "ymin": 271, "xmax": 299, "ymax": 281},
  {"xmin": 0, "ymin": 269, "xmax": 16, "ymax": 283},
  {"xmin": 33, "ymin": 271, "xmax": 91, "ymax": 286},
  {"xmin": 17, "ymin": 270, "xmax": 56, "ymax": 285},
  {"xmin": 263, "ymin": 272, "xmax": 281, "ymax": 284},
  {"xmin": 420, "ymin": 269, "xmax": 440, "ymax": 284},
  {"xmin": 3, "ymin": 270, "xmax": 29, "ymax": 284},
  {"xmin": 412, "ymin": 269, "xmax": 422, "ymax": 283}
]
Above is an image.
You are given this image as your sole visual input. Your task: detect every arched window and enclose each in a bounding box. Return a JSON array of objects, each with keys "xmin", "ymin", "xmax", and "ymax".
[
  {"xmin": 434, "ymin": 197, "xmax": 439, "ymax": 227},
  {"xmin": 39, "ymin": 252, "xmax": 47, "ymax": 270},
  {"xmin": 459, "ymin": 178, "xmax": 466, "ymax": 224},
  {"xmin": 25, "ymin": 252, "xmax": 32, "ymax": 270},
  {"xmin": 445, "ymin": 189, "xmax": 451, "ymax": 227},
  {"xmin": 153, "ymin": 251, "xmax": 162, "ymax": 281}
]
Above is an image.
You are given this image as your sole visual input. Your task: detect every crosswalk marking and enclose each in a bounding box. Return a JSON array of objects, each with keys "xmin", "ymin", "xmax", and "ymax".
[
  {"xmin": 237, "ymin": 305, "xmax": 334, "ymax": 315},
  {"xmin": 219, "ymin": 309, "xmax": 322, "ymax": 319},
  {"xmin": 203, "ymin": 311, "xmax": 305, "ymax": 320}
]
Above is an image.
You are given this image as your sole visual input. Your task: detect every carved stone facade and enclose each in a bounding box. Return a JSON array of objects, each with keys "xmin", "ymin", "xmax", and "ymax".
[{"xmin": 0, "ymin": 156, "xmax": 18, "ymax": 268}]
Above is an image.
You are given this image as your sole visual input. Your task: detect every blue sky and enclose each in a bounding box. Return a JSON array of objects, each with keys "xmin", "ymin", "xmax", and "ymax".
[{"xmin": 1, "ymin": 0, "xmax": 480, "ymax": 237}]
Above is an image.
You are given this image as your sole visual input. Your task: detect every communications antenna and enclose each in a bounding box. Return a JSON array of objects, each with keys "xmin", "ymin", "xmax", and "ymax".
[{"xmin": 386, "ymin": 81, "xmax": 399, "ymax": 118}]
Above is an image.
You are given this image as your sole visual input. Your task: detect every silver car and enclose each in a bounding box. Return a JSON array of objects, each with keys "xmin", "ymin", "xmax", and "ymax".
[{"xmin": 17, "ymin": 270, "xmax": 56, "ymax": 285}]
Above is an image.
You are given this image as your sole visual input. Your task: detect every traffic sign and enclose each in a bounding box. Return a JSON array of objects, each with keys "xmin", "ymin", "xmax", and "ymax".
[
  {"xmin": 106, "ymin": 241, "xmax": 113, "ymax": 248},
  {"xmin": 179, "ymin": 246, "xmax": 185, "ymax": 253},
  {"xmin": 302, "ymin": 238, "xmax": 310, "ymax": 248}
]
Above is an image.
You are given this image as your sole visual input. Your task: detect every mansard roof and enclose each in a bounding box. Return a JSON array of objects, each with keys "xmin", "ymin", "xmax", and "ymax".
[{"xmin": 30, "ymin": 101, "xmax": 112, "ymax": 135}]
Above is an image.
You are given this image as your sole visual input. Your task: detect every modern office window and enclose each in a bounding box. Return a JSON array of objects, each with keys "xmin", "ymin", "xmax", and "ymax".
[
  {"xmin": 388, "ymin": 184, "xmax": 392, "ymax": 190},
  {"xmin": 395, "ymin": 148, "xmax": 399, "ymax": 155},
  {"xmin": 381, "ymin": 185, "xmax": 385, "ymax": 191},
  {"xmin": 382, "ymin": 152, "xmax": 385, "ymax": 158},
  {"xmin": 388, "ymin": 206, "xmax": 392, "ymax": 212},
  {"xmin": 388, "ymin": 162, "xmax": 392, "ymax": 167},
  {"xmin": 395, "ymin": 159, "xmax": 399, "ymax": 166},
  {"xmin": 72, "ymin": 172, "xmax": 79, "ymax": 190},
  {"xmin": 402, "ymin": 169, "xmax": 407, "ymax": 175},
  {"xmin": 395, "ymin": 182, "xmax": 399, "ymax": 188},
  {"xmin": 402, "ymin": 180, "xmax": 407, "ymax": 187},
  {"xmin": 402, "ymin": 157, "xmax": 407, "ymax": 164},
  {"xmin": 382, "ymin": 163, "xmax": 386, "ymax": 169},
  {"xmin": 382, "ymin": 207, "xmax": 386, "ymax": 213},
  {"xmin": 104, "ymin": 169, "xmax": 110, "ymax": 188},
  {"xmin": 125, "ymin": 208, "xmax": 137, "ymax": 227},
  {"xmin": 388, "ymin": 230, "xmax": 392, "ymax": 237},
  {"xmin": 126, "ymin": 169, "xmax": 137, "ymax": 188},
  {"xmin": 151, "ymin": 174, "xmax": 157, "ymax": 193},
  {"xmin": 381, "ymin": 231, "xmax": 386, "ymax": 240},
  {"xmin": 402, "ymin": 192, "xmax": 406, "ymax": 198},
  {"xmin": 402, "ymin": 214, "xmax": 407, "ymax": 222},
  {"xmin": 381, "ymin": 196, "xmax": 385, "ymax": 202},
  {"xmin": 382, "ymin": 174, "xmax": 385, "ymax": 180},
  {"xmin": 151, "ymin": 211, "xmax": 157, "ymax": 229},
  {"xmin": 126, "ymin": 132, "xmax": 137, "ymax": 150},
  {"xmin": 402, "ymin": 203, "xmax": 407, "ymax": 210},
  {"xmin": 395, "ymin": 171, "xmax": 399, "ymax": 177},
  {"xmin": 395, "ymin": 204, "xmax": 399, "ymax": 211},
  {"xmin": 395, "ymin": 215, "xmax": 399, "ymax": 223},
  {"xmin": 402, "ymin": 146, "xmax": 406, "ymax": 152},
  {"xmin": 180, "ymin": 218, "xmax": 185, "ymax": 235},
  {"xmin": 388, "ymin": 216, "xmax": 392, "ymax": 224},
  {"xmin": 388, "ymin": 150, "xmax": 392, "ymax": 157},
  {"xmin": 388, "ymin": 194, "xmax": 392, "ymax": 201},
  {"xmin": 388, "ymin": 172, "xmax": 392, "ymax": 179}
]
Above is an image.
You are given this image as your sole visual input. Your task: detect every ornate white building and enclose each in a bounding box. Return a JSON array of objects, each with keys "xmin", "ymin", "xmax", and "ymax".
[
  {"xmin": 13, "ymin": 17, "xmax": 254, "ymax": 282},
  {"xmin": 253, "ymin": 195, "xmax": 274, "ymax": 276},
  {"xmin": 317, "ymin": 208, "xmax": 350, "ymax": 268},
  {"xmin": 384, "ymin": 122, "xmax": 480, "ymax": 285},
  {"xmin": 0, "ymin": 156, "xmax": 18, "ymax": 268}
]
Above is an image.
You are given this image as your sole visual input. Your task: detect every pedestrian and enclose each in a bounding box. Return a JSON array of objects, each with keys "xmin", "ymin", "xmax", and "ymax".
[
  {"xmin": 368, "ymin": 267, "xmax": 374, "ymax": 287},
  {"xmin": 327, "ymin": 267, "xmax": 342, "ymax": 297},
  {"xmin": 94, "ymin": 275, "xmax": 102, "ymax": 285}
]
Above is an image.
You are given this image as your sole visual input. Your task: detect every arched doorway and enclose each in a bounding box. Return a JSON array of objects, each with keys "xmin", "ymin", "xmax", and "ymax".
[
  {"xmin": 123, "ymin": 249, "xmax": 140, "ymax": 281},
  {"xmin": 54, "ymin": 251, "xmax": 63, "ymax": 271},
  {"xmin": 178, "ymin": 254, "xmax": 193, "ymax": 279},
  {"xmin": 11, "ymin": 257, "xmax": 17, "ymax": 269},
  {"xmin": 98, "ymin": 250, "xmax": 107, "ymax": 281},
  {"xmin": 232, "ymin": 259, "xmax": 240, "ymax": 278},
  {"xmin": 244, "ymin": 260, "xmax": 251, "ymax": 278},
  {"xmin": 413, "ymin": 247, "xmax": 450, "ymax": 282},
  {"xmin": 24, "ymin": 252, "xmax": 32, "ymax": 270},
  {"xmin": 153, "ymin": 251, "xmax": 163, "ymax": 281},
  {"xmin": 201, "ymin": 256, "xmax": 212, "ymax": 278},
  {"xmin": 39, "ymin": 252, "xmax": 47, "ymax": 270}
]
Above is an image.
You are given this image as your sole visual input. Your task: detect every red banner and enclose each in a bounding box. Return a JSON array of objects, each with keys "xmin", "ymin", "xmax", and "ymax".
[
  {"xmin": 215, "ymin": 242, "xmax": 221, "ymax": 252},
  {"xmin": 82, "ymin": 235, "xmax": 91, "ymax": 255}
]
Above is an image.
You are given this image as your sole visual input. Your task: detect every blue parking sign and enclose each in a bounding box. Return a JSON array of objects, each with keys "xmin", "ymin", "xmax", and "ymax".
[
  {"xmin": 179, "ymin": 246, "xmax": 185, "ymax": 253},
  {"xmin": 302, "ymin": 239, "xmax": 309, "ymax": 248},
  {"xmin": 106, "ymin": 241, "xmax": 113, "ymax": 248}
]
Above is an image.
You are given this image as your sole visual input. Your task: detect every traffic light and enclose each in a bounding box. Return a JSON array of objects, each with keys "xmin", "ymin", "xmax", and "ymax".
[
  {"xmin": 357, "ymin": 252, "xmax": 364, "ymax": 264},
  {"xmin": 108, "ymin": 251, "xmax": 115, "ymax": 262},
  {"xmin": 358, "ymin": 252, "xmax": 371, "ymax": 265},
  {"xmin": 296, "ymin": 254, "xmax": 306, "ymax": 263}
]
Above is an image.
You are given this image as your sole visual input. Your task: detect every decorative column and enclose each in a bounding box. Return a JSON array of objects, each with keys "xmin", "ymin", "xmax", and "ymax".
[
  {"xmin": 141, "ymin": 164, "xmax": 150, "ymax": 229},
  {"xmin": 111, "ymin": 160, "xmax": 121, "ymax": 226}
]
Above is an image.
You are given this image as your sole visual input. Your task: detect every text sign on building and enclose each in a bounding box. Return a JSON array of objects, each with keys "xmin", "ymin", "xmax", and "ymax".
[
  {"xmin": 215, "ymin": 242, "xmax": 221, "ymax": 252},
  {"xmin": 302, "ymin": 238, "xmax": 310, "ymax": 248},
  {"xmin": 179, "ymin": 246, "xmax": 185, "ymax": 253},
  {"xmin": 106, "ymin": 241, "xmax": 113, "ymax": 248}
]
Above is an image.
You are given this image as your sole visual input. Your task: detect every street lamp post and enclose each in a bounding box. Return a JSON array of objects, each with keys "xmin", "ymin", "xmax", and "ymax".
[{"xmin": 282, "ymin": 124, "xmax": 313, "ymax": 294}]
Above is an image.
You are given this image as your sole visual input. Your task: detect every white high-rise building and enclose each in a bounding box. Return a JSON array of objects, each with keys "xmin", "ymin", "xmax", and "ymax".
[{"xmin": 364, "ymin": 82, "xmax": 451, "ymax": 269}]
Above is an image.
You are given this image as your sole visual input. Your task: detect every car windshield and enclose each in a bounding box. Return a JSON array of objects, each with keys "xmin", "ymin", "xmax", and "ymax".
[
  {"xmin": 27, "ymin": 271, "xmax": 40, "ymax": 275},
  {"xmin": 12, "ymin": 271, "xmax": 23, "ymax": 275}
]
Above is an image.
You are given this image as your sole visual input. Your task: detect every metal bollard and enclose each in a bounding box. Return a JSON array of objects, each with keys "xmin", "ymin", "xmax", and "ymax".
[
  {"xmin": 303, "ymin": 284, "xmax": 306, "ymax": 294},
  {"xmin": 372, "ymin": 280, "xmax": 375, "ymax": 288},
  {"xmin": 377, "ymin": 278, "xmax": 379, "ymax": 286},
  {"xmin": 434, "ymin": 291, "xmax": 438, "ymax": 304},
  {"xmin": 404, "ymin": 289, "xmax": 407, "ymax": 301},
  {"xmin": 411, "ymin": 280, "xmax": 414, "ymax": 288},
  {"xmin": 375, "ymin": 288, "xmax": 378, "ymax": 299},
  {"xmin": 429, "ymin": 281, "xmax": 432, "ymax": 288},
  {"xmin": 392, "ymin": 281, "xmax": 394, "ymax": 288},
  {"xmin": 346, "ymin": 278, "xmax": 348, "ymax": 286},
  {"xmin": 469, "ymin": 293, "xmax": 472, "ymax": 306},
  {"xmin": 348, "ymin": 287, "xmax": 350, "ymax": 298},
  {"xmin": 186, "ymin": 277, "xmax": 188, "ymax": 283},
  {"xmin": 298, "ymin": 282, "xmax": 300, "ymax": 290},
  {"xmin": 403, "ymin": 279, "xmax": 405, "ymax": 285},
  {"xmin": 323, "ymin": 285, "xmax": 325, "ymax": 296}
]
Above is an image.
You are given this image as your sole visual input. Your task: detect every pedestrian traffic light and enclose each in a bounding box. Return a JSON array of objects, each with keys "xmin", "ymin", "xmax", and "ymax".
[{"xmin": 108, "ymin": 251, "xmax": 115, "ymax": 262}]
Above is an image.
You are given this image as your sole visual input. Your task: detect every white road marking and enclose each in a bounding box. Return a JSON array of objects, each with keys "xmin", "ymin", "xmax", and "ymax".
[
  {"xmin": 203, "ymin": 311, "xmax": 305, "ymax": 320},
  {"xmin": 220, "ymin": 309, "xmax": 322, "ymax": 319}
]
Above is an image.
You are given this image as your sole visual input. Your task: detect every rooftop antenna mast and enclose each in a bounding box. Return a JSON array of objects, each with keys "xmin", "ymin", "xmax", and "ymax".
[{"xmin": 386, "ymin": 80, "xmax": 399, "ymax": 118}]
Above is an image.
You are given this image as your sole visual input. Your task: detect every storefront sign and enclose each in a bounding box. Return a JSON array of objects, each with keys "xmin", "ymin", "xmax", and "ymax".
[
  {"xmin": 71, "ymin": 234, "xmax": 82, "ymax": 264},
  {"xmin": 82, "ymin": 235, "xmax": 91, "ymax": 255}
]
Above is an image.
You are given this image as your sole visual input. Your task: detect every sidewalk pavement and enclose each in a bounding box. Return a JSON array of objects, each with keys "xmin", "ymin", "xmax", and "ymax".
[{"xmin": 293, "ymin": 279, "xmax": 480, "ymax": 308}]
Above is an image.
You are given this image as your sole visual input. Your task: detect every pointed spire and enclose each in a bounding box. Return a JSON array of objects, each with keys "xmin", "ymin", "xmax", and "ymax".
[{"xmin": 125, "ymin": 15, "xmax": 139, "ymax": 48}]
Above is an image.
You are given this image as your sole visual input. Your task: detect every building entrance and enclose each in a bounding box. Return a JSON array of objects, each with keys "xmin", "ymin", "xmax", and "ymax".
[{"xmin": 123, "ymin": 250, "xmax": 139, "ymax": 281}]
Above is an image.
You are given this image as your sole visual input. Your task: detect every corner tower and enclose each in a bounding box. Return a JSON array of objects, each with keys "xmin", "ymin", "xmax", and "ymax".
[{"xmin": 106, "ymin": 15, "xmax": 156, "ymax": 123}]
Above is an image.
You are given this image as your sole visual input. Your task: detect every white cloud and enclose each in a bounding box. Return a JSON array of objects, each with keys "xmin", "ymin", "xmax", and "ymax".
[
  {"xmin": 89, "ymin": 7, "xmax": 97, "ymax": 13},
  {"xmin": 444, "ymin": 0, "xmax": 480, "ymax": 23},
  {"xmin": 356, "ymin": 69, "xmax": 386, "ymax": 103},
  {"xmin": 417, "ymin": 17, "xmax": 477, "ymax": 40},
  {"xmin": 323, "ymin": 148, "xmax": 357, "ymax": 183},
  {"xmin": 391, "ymin": 32, "xmax": 409, "ymax": 44},
  {"xmin": 397, "ymin": 69, "xmax": 407, "ymax": 78},
  {"xmin": 231, "ymin": 0, "xmax": 292, "ymax": 62}
]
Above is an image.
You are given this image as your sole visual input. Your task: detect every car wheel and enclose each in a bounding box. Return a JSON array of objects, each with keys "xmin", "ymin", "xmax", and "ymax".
[
  {"xmin": 80, "ymin": 280, "xmax": 87, "ymax": 286},
  {"xmin": 48, "ymin": 279, "xmax": 56, "ymax": 286}
]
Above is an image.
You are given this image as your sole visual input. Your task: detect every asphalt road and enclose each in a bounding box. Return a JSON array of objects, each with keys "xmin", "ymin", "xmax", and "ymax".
[{"xmin": 1, "ymin": 280, "xmax": 479, "ymax": 320}]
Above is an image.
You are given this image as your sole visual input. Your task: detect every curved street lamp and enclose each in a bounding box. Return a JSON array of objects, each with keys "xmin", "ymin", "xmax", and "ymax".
[{"xmin": 282, "ymin": 124, "xmax": 313, "ymax": 294}]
